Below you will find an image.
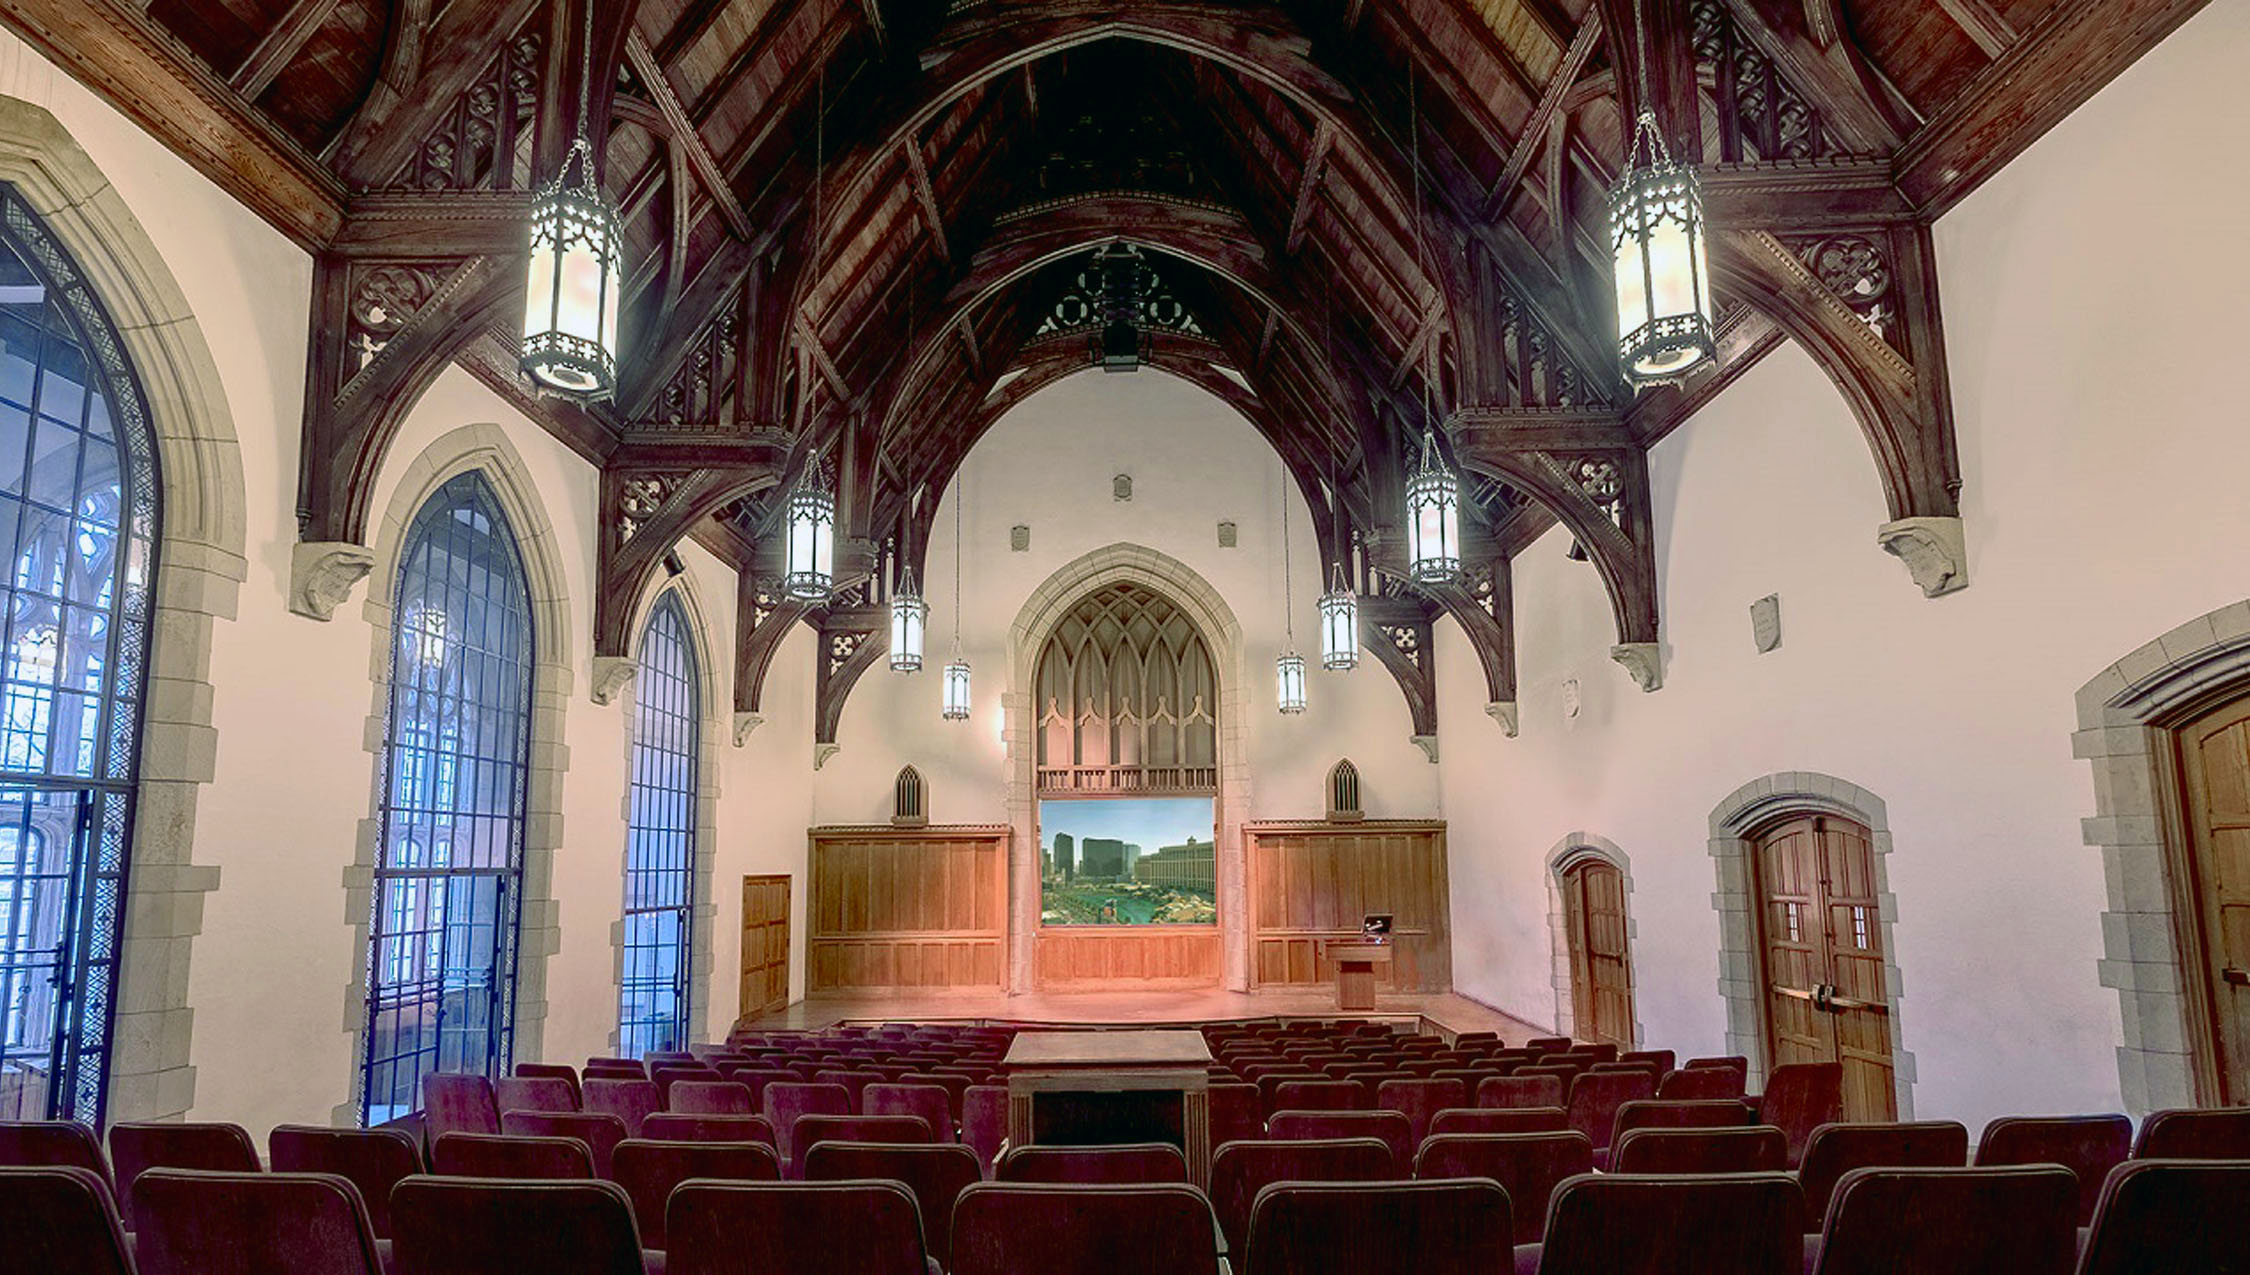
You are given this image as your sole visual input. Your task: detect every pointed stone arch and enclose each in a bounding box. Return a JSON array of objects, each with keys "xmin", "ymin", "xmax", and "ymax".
[
  {"xmin": 0, "ymin": 95, "xmax": 249, "ymax": 1122},
  {"xmin": 1006, "ymin": 543, "xmax": 1250, "ymax": 990},
  {"xmin": 1544, "ymin": 833, "xmax": 1639, "ymax": 1044}
]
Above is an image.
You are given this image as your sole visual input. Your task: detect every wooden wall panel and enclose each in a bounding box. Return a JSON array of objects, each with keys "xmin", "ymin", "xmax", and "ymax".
[
  {"xmin": 1034, "ymin": 928, "xmax": 1225, "ymax": 989},
  {"xmin": 807, "ymin": 826, "xmax": 1009, "ymax": 994},
  {"xmin": 1247, "ymin": 821, "xmax": 1451, "ymax": 994}
]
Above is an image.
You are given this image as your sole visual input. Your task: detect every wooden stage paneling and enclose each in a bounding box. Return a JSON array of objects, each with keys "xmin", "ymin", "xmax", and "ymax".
[
  {"xmin": 1248, "ymin": 820, "xmax": 1451, "ymax": 993},
  {"xmin": 738, "ymin": 988, "xmax": 1544, "ymax": 1044}
]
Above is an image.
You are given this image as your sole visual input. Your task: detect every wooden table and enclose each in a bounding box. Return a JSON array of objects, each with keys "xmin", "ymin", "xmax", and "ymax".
[
  {"xmin": 1325, "ymin": 940, "xmax": 1395, "ymax": 1012},
  {"xmin": 1003, "ymin": 1029, "xmax": 1215, "ymax": 1185}
]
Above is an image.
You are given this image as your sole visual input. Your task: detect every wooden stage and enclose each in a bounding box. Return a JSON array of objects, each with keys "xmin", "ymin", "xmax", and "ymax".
[{"xmin": 738, "ymin": 987, "xmax": 1545, "ymax": 1043}]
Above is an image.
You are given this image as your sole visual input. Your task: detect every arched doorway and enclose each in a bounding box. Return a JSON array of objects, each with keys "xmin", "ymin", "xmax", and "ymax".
[
  {"xmin": 1747, "ymin": 812, "xmax": 1897, "ymax": 1120},
  {"xmin": 1709, "ymin": 772, "xmax": 1915, "ymax": 1117},
  {"xmin": 1560, "ymin": 856, "xmax": 1634, "ymax": 1046},
  {"xmin": 2168, "ymin": 690, "xmax": 2250, "ymax": 1104}
]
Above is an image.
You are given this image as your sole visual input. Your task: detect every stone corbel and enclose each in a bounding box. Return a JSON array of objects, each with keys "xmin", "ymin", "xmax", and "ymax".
[
  {"xmin": 814, "ymin": 742, "xmax": 841, "ymax": 770},
  {"xmin": 289, "ymin": 542, "xmax": 377, "ymax": 620},
  {"xmin": 1485, "ymin": 701, "xmax": 1519, "ymax": 737},
  {"xmin": 590, "ymin": 657, "xmax": 637, "ymax": 706},
  {"xmin": 1610, "ymin": 642, "xmax": 1664, "ymax": 692},
  {"xmin": 1411, "ymin": 734, "xmax": 1440, "ymax": 764},
  {"xmin": 1877, "ymin": 516, "xmax": 1968, "ymax": 597},
  {"xmin": 732, "ymin": 712, "xmax": 763, "ymax": 746}
]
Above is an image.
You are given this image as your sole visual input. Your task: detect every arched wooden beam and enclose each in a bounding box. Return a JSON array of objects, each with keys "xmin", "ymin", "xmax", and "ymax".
[
  {"xmin": 1710, "ymin": 227, "xmax": 1960, "ymax": 523},
  {"xmin": 814, "ymin": 608, "xmax": 889, "ymax": 750},
  {"xmin": 297, "ymin": 250, "xmax": 521, "ymax": 545},
  {"xmin": 735, "ymin": 580, "xmax": 808, "ymax": 717},
  {"xmin": 592, "ymin": 446, "xmax": 787, "ymax": 659},
  {"xmin": 769, "ymin": 0, "xmax": 1481, "ymax": 424},
  {"xmin": 1447, "ymin": 428, "xmax": 1660, "ymax": 654},
  {"xmin": 1359, "ymin": 592, "xmax": 1438, "ymax": 742}
]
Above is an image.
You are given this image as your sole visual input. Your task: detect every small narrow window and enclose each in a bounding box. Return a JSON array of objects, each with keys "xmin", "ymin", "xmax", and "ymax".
[
  {"xmin": 1327, "ymin": 759, "xmax": 1363, "ymax": 822},
  {"xmin": 893, "ymin": 766, "xmax": 927, "ymax": 827}
]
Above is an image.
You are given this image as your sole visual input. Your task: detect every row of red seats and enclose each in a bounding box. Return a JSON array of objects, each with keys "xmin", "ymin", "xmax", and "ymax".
[{"xmin": 4, "ymin": 1124, "xmax": 2247, "ymax": 1273}]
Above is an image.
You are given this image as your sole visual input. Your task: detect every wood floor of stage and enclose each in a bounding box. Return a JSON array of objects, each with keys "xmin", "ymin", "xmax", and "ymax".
[{"xmin": 738, "ymin": 988, "xmax": 1545, "ymax": 1043}]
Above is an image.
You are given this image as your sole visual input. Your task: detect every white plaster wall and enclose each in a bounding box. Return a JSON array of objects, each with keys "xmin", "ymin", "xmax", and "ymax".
[
  {"xmin": 815, "ymin": 368, "xmax": 1437, "ymax": 829},
  {"xmin": 1440, "ymin": 0, "xmax": 2250, "ymax": 1134}
]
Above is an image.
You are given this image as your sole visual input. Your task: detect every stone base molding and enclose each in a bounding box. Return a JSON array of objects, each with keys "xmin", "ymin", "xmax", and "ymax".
[{"xmin": 2074, "ymin": 598, "xmax": 2250, "ymax": 1115}]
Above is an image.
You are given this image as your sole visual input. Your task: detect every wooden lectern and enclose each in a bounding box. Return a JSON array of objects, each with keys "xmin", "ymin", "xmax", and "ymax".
[
  {"xmin": 1003, "ymin": 1029, "xmax": 1215, "ymax": 1185},
  {"xmin": 1326, "ymin": 940, "xmax": 1395, "ymax": 1011}
]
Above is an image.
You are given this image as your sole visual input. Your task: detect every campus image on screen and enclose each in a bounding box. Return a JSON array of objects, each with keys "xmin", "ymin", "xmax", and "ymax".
[{"xmin": 1038, "ymin": 797, "xmax": 1216, "ymax": 926}]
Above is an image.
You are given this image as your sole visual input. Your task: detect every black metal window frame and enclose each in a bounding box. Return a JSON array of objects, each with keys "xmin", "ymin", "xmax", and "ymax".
[
  {"xmin": 359, "ymin": 470, "xmax": 534, "ymax": 1124},
  {"xmin": 619, "ymin": 592, "xmax": 698, "ymax": 1057},
  {"xmin": 0, "ymin": 184, "xmax": 159, "ymax": 1128}
]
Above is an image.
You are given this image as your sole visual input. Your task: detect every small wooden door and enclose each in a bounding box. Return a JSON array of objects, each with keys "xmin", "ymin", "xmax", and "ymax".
[
  {"xmin": 1751, "ymin": 815, "xmax": 1897, "ymax": 1120},
  {"xmin": 738, "ymin": 875, "xmax": 791, "ymax": 1024},
  {"xmin": 2176, "ymin": 695, "xmax": 2250, "ymax": 1104},
  {"xmin": 1562, "ymin": 857, "xmax": 1634, "ymax": 1045}
]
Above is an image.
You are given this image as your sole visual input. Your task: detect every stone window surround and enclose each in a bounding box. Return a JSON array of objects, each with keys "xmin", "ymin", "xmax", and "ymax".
[
  {"xmin": 1003, "ymin": 543, "xmax": 1251, "ymax": 991},
  {"xmin": 334, "ymin": 424, "xmax": 575, "ymax": 1124},
  {"xmin": 608, "ymin": 578, "xmax": 723, "ymax": 1051},
  {"xmin": 1707, "ymin": 771, "xmax": 1917, "ymax": 1117},
  {"xmin": 2074, "ymin": 598, "xmax": 2250, "ymax": 1116},
  {"xmin": 1544, "ymin": 832, "xmax": 1641, "ymax": 1045},
  {"xmin": 0, "ymin": 98, "xmax": 250, "ymax": 1122}
]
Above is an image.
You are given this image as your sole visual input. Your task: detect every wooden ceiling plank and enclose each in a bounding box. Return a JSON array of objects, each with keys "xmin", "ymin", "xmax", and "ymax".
[
  {"xmin": 624, "ymin": 29, "xmax": 754, "ymax": 238},
  {"xmin": 228, "ymin": 0, "xmax": 345, "ymax": 98},
  {"xmin": 1283, "ymin": 120, "xmax": 1334, "ymax": 254},
  {"xmin": 653, "ymin": 0, "xmax": 738, "ymax": 65},
  {"xmin": 903, "ymin": 138, "xmax": 949, "ymax": 262},
  {"xmin": 690, "ymin": 0, "xmax": 830, "ymax": 128},
  {"xmin": 1931, "ymin": 0, "xmax": 2018, "ymax": 59},
  {"xmin": 0, "ymin": 0, "xmax": 346, "ymax": 247},
  {"xmin": 1484, "ymin": 10, "xmax": 1601, "ymax": 220},
  {"xmin": 1895, "ymin": 0, "xmax": 2211, "ymax": 215},
  {"xmin": 327, "ymin": 0, "xmax": 543, "ymax": 185}
]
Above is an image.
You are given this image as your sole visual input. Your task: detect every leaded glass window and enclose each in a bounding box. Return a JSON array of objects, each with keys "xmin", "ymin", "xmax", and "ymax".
[
  {"xmin": 360, "ymin": 471, "xmax": 533, "ymax": 1124},
  {"xmin": 619, "ymin": 593, "xmax": 697, "ymax": 1056},
  {"xmin": 0, "ymin": 185, "xmax": 159, "ymax": 1126}
]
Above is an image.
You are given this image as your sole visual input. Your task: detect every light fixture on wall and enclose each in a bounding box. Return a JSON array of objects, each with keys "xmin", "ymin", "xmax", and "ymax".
[
  {"xmin": 889, "ymin": 557, "xmax": 926, "ymax": 673},
  {"xmin": 1609, "ymin": 0, "xmax": 1715, "ymax": 388},
  {"xmin": 942, "ymin": 479, "xmax": 971, "ymax": 721},
  {"xmin": 1277, "ymin": 481, "xmax": 1307, "ymax": 715},
  {"xmin": 1406, "ymin": 429, "xmax": 1460, "ymax": 584},
  {"xmin": 519, "ymin": 0, "xmax": 623, "ymax": 399},
  {"xmin": 782, "ymin": 450, "xmax": 834, "ymax": 601},
  {"xmin": 1319, "ymin": 559, "xmax": 1358, "ymax": 671}
]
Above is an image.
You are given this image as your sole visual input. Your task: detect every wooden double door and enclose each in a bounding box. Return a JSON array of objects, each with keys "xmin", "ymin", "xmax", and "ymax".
[
  {"xmin": 2174, "ymin": 694, "xmax": 2250, "ymax": 1105},
  {"xmin": 1751, "ymin": 815, "xmax": 1897, "ymax": 1120},
  {"xmin": 1561, "ymin": 857, "xmax": 1634, "ymax": 1046}
]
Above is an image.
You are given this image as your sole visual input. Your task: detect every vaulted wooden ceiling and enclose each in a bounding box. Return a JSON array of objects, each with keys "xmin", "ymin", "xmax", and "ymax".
[{"xmin": 4, "ymin": 0, "xmax": 2206, "ymax": 746}]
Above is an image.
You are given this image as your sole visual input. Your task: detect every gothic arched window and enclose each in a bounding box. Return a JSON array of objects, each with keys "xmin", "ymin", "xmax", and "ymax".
[
  {"xmin": 361, "ymin": 471, "xmax": 534, "ymax": 1123},
  {"xmin": 620, "ymin": 592, "xmax": 699, "ymax": 1056},
  {"xmin": 0, "ymin": 186, "xmax": 160, "ymax": 1125}
]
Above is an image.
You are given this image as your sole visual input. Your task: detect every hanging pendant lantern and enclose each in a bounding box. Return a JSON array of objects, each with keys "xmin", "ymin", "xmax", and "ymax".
[
  {"xmin": 942, "ymin": 656, "xmax": 972, "ymax": 720},
  {"xmin": 1318, "ymin": 562, "xmax": 1359, "ymax": 671},
  {"xmin": 1610, "ymin": 110, "xmax": 1715, "ymax": 388},
  {"xmin": 889, "ymin": 564, "xmax": 926, "ymax": 672},
  {"xmin": 521, "ymin": 1, "xmax": 623, "ymax": 399},
  {"xmin": 1276, "ymin": 650, "xmax": 1307, "ymax": 715},
  {"xmin": 941, "ymin": 476, "xmax": 970, "ymax": 721},
  {"xmin": 783, "ymin": 455, "xmax": 834, "ymax": 601},
  {"xmin": 1406, "ymin": 429, "xmax": 1461, "ymax": 584}
]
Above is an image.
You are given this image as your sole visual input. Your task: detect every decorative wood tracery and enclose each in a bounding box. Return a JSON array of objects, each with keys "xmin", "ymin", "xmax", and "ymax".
[{"xmin": 1034, "ymin": 583, "xmax": 1219, "ymax": 796}]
